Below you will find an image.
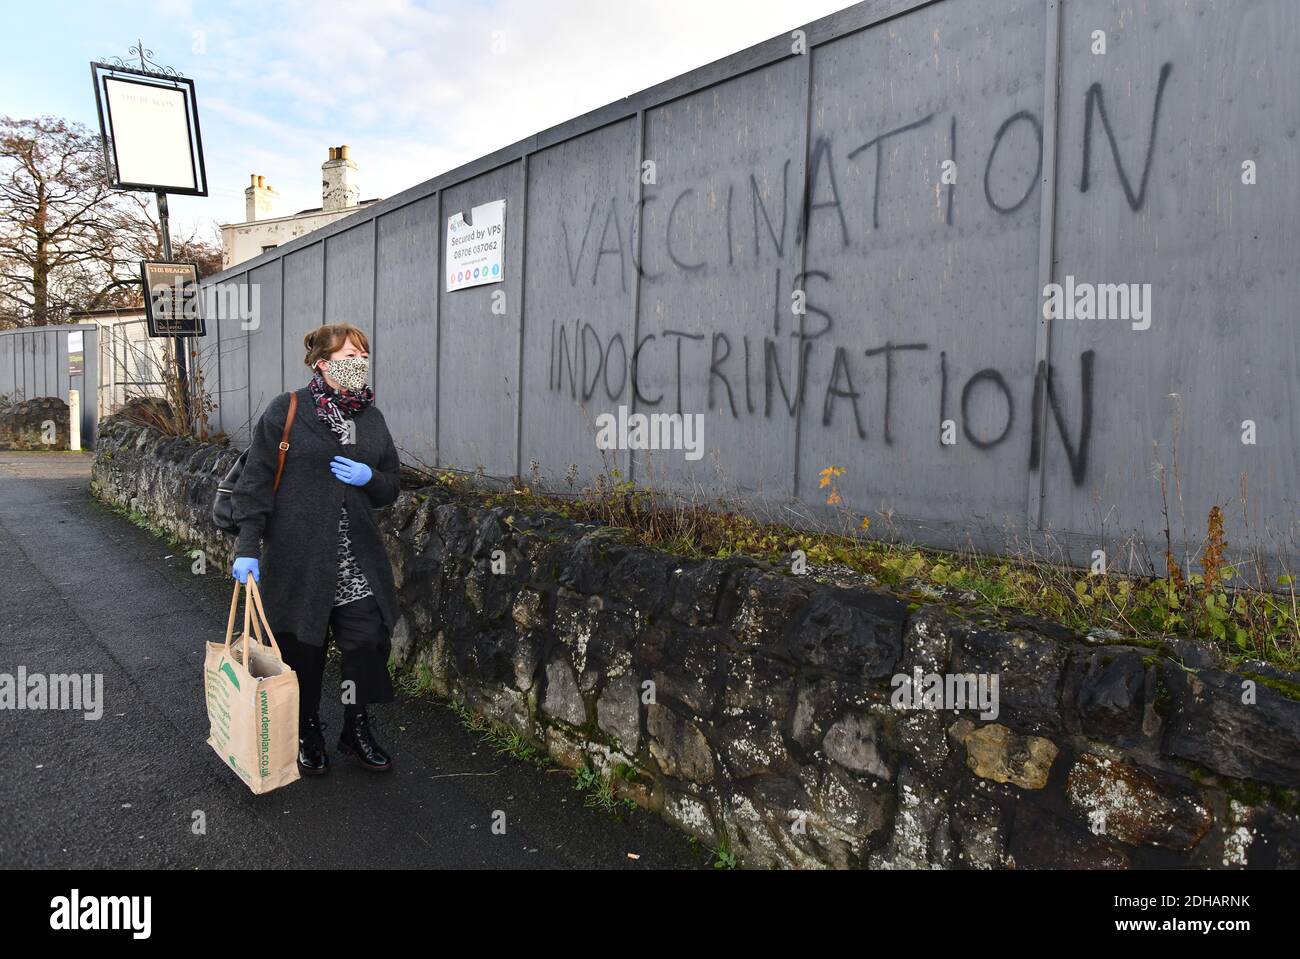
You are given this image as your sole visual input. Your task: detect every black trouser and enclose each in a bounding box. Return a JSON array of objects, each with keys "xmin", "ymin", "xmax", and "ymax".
[{"xmin": 278, "ymin": 594, "xmax": 394, "ymax": 718}]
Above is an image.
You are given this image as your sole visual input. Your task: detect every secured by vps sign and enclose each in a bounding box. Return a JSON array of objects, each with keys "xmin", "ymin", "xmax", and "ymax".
[{"xmin": 445, "ymin": 198, "xmax": 505, "ymax": 292}]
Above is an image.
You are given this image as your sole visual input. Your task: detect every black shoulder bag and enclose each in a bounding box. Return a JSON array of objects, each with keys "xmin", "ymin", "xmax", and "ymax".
[{"xmin": 213, "ymin": 392, "xmax": 298, "ymax": 535}]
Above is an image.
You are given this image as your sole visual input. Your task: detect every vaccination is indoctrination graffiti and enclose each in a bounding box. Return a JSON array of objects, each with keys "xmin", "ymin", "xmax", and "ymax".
[{"xmin": 187, "ymin": 0, "xmax": 1300, "ymax": 574}]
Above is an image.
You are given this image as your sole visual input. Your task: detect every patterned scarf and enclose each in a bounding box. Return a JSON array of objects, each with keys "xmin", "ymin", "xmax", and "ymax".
[{"xmin": 308, "ymin": 368, "xmax": 374, "ymax": 442}]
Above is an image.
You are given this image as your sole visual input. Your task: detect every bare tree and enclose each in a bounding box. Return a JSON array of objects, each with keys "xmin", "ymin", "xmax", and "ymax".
[
  {"xmin": 86, "ymin": 193, "xmax": 222, "ymax": 309},
  {"xmin": 0, "ymin": 115, "xmax": 221, "ymax": 330},
  {"xmin": 0, "ymin": 116, "xmax": 114, "ymax": 329}
]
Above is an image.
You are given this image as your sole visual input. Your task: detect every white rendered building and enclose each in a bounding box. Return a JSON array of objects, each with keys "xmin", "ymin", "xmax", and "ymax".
[{"xmin": 219, "ymin": 145, "xmax": 382, "ymax": 268}]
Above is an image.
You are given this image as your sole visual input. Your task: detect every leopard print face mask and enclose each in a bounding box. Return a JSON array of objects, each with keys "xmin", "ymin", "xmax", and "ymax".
[{"xmin": 322, "ymin": 355, "xmax": 369, "ymax": 393}]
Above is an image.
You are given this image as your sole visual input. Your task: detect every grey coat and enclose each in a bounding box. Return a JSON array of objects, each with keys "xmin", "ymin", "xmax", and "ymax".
[{"xmin": 230, "ymin": 385, "xmax": 401, "ymax": 648}]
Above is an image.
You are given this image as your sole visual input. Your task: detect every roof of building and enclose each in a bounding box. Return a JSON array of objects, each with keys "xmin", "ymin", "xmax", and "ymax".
[
  {"xmin": 292, "ymin": 197, "xmax": 383, "ymax": 216},
  {"xmin": 220, "ymin": 197, "xmax": 384, "ymax": 230},
  {"xmin": 68, "ymin": 307, "xmax": 147, "ymax": 318}
]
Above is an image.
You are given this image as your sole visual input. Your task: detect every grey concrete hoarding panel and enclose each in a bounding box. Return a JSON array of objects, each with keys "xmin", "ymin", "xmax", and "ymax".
[
  {"xmin": 0, "ymin": 334, "xmax": 13, "ymax": 394},
  {"xmin": 193, "ymin": 310, "xmax": 221, "ymax": 431},
  {"xmin": 217, "ymin": 313, "xmax": 249, "ymax": 444},
  {"xmin": 53, "ymin": 329, "xmax": 64, "ymax": 399},
  {"xmin": 436, "ymin": 163, "xmax": 525, "ymax": 474},
  {"xmin": 1045, "ymin": 0, "xmax": 1300, "ymax": 564},
  {"xmin": 28, "ymin": 331, "xmax": 39, "ymax": 396},
  {"xmin": 245, "ymin": 259, "xmax": 284, "ymax": 428},
  {"xmin": 216, "ymin": 272, "xmax": 255, "ymax": 444},
  {"xmin": 325, "ymin": 221, "xmax": 376, "ymax": 331},
  {"xmin": 24, "ymin": 332, "xmax": 33, "ymax": 397},
  {"xmin": 44, "ymin": 329, "xmax": 57, "ymax": 398},
  {"xmin": 375, "ymin": 193, "xmax": 439, "ymax": 470},
  {"xmin": 23, "ymin": 333, "xmax": 35, "ymax": 397},
  {"xmin": 796, "ymin": 0, "xmax": 1047, "ymax": 528},
  {"xmin": 38, "ymin": 329, "xmax": 48, "ymax": 397},
  {"xmin": 633, "ymin": 56, "xmax": 809, "ymax": 501},
  {"xmin": 281, "ymin": 244, "xmax": 324, "ymax": 398},
  {"xmin": 33, "ymin": 331, "xmax": 45, "ymax": 396},
  {"xmin": 520, "ymin": 116, "xmax": 639, "ymax": 484},
  {"xmin": 55, "ymin": 328, "xmax": 68, "ymax": 403}
]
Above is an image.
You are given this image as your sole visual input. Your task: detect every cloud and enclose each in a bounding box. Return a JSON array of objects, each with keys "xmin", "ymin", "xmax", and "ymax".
[{"xmin": 175, "ymin": 0, "xmax": 850, "ymax": 224}]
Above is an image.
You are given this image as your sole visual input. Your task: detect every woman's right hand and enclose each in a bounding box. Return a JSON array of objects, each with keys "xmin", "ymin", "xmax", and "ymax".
[{"xmin": 232, "ymin": 557, "xmax": 260, "ymax": 584}]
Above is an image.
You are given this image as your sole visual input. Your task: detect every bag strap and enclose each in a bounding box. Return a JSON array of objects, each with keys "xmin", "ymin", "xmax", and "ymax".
[
  {"xmin": 224, "ymin": 579, "xmax": 242, "ymax": 651},
  {"xmin": 272, "ymin": 392, "xmax": 298, "ymax": 493},
  {"xmin": 223, "ymin": 580, "xmax": 255, "ymax": 665},
  {"xmin": 223, "ymin": 578, "xmax": 284, "ymax": 664},
  {"xmin": 244, "ymin": 577, "xmax": 283, "ymax": 659}
]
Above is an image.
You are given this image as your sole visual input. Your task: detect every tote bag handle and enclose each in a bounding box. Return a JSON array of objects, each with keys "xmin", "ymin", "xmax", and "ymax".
[
  {"xmin": 223, "ymin": 577, "xmax": 284, "ymax": 666},
  {"xmin": 243, "ymin": 577, "xmax": 284, "ymax": 659}
]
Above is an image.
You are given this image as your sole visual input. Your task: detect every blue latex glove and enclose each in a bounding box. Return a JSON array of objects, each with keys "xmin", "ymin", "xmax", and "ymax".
[
  {"xmin": 331, "ymin": 455, "xmax": 373, "ymax": 487},
  {"xmin": 232, "ymin": 556, "xmax": 260, "ymax": 584}
]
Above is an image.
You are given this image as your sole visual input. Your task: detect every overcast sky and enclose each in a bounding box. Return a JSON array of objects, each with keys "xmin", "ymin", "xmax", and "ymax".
[{"xmin": 7, "ymin": 0, "xmax": 853, "ymax": 235}]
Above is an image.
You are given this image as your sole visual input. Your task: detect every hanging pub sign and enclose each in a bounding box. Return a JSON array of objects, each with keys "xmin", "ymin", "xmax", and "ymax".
[
  {"xmin": 141, "ymin": 261, "xmax": 205, "ymax": 336},
  {"xmin": 90, "ymin": 51, "xmax": 208, "ymax": 196},
  {"xmin": 446, "ymin": 199, "xmax": 506, "ymax": 292}
]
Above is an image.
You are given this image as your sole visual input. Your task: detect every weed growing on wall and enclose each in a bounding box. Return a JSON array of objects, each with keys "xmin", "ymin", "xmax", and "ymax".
[{"xmin": 409, "ymin": 459, "xmax": 1300, "ymax": 672}]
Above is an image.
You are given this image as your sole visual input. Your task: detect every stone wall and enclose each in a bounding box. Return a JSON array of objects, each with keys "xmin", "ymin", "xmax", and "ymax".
[
  {"xmin": 91, "ymin": 416, "xmax": 1300, "ymax": 869},
  {"xmin": 91, "ymin": 411, "xmax": 241, "ymax": 569},
  {"xmin": 0, "ymin": 397, "xmax": 70, "ymax": 450}
]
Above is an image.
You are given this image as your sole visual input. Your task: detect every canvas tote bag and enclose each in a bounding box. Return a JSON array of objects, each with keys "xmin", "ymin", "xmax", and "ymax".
[{"xmin": 204, "ymin": 577, "xmax": 301, "ymax": 794}]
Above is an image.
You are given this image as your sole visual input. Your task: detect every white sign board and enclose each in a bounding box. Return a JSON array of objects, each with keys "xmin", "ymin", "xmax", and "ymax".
[
  {"xmin": 67, "ymin": 330, "xmax": 84, "ymax": 376},
  {"xmin": 445, "ymin": 199, "xmax": 505, "ymax": 292},
  {"xmin": 104, "ymin": 77, "xmax": 197, "ymax": 192}
]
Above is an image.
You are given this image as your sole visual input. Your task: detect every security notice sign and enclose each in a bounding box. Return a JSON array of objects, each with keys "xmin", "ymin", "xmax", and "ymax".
[
  {"xmin": 446, "ymin": 199, "xmax": 505, "ymax": 292},
  {"xmin": 67, "ymin": 330, "xmax": 84, "ymax": 376}
]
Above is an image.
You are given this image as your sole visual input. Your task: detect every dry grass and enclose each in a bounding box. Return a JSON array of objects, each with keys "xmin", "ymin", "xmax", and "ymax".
[{"xmin": 403, "ymin": 456, "xmax": 1299, "ymax": 674}]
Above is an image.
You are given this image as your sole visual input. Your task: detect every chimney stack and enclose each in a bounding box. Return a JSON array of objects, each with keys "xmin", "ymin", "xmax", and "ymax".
[
  {"xmin": 322, "ymin": 144, "xmax": 359, "ymax": 212},
  {"xmin": 245, "ymin": 173, "xmax": 278, "ymax": 222}
]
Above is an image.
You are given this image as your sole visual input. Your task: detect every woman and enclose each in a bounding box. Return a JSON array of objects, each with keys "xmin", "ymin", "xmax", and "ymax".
[{"xmin": 229, "ymin": 322, "xmax": 402, "ymax": 776}]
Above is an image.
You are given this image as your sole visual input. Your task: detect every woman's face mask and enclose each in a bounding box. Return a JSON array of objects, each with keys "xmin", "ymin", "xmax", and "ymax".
[{"xmin": 322, "ymin": 355, "xmax": 369, "ymax": 393}]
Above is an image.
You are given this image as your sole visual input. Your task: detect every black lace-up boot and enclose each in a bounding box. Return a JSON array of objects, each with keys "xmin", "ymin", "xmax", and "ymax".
[
  {"xmin": 298, "ymin": 714, "xmax": 329, "ymax": 775},
  {"xmin": 338, "ymin": 705, "xmax": 391, "ymax": 772}
]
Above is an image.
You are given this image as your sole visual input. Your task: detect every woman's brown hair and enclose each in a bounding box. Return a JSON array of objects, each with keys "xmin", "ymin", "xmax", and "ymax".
[{"xmin": 304, "ymin": 323, "xmax": 370, "ymax": 371}]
